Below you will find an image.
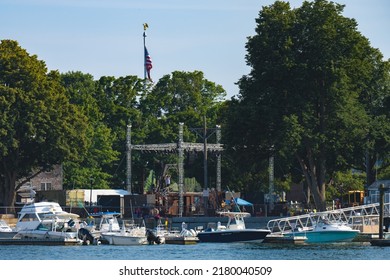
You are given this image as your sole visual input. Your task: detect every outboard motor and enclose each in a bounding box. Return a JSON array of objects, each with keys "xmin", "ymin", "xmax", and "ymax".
[
  {"xmin": 146, "ymin": 229, "xmax": 162, "ymax": 245},
  {"xmin": 68, "ymin": 219, "xmax": 75, "ymax": 227},
  {"xmin": 78, "ymin": 228, "xmax": 98, "ymax": 245}
]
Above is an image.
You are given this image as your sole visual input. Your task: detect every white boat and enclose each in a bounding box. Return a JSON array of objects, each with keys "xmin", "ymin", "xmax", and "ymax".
[
  {"xmin": 90, "ymin": 212, "xmax": 122, "ymax": 244},
  {"xmin": 0, "ymin": 220, "xmax": 16, "ymax": 239},
  {"xmin": 283, "ymin": 220, "xmax": 360, "ymax": 243},
  {"xmin": 14, "ymin": 213, "xmax": 81, "ymax": 242},
  {"xmin": 101, "ymin": 221, "xmax": 148, "ymax": 245},
  {"xmin": 13, "ymin": 202, "xmax": 83, "ymax": 244},
  {"xmin": 0, "ymin": 220, "xmax": 12, "ymax": 232},
  {"xmin": 94, "ymin": 212, "xmax": 121, "ymax": 233},
  {"xmin": 197, "ymin": 211, "xmax": 270, "ymax": 243},
  {"xmin": 15, "ymin": 202, "xmax": 74, "ymax": 231}
]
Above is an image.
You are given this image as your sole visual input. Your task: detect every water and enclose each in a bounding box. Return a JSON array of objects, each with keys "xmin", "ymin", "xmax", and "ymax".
[{"xmin": 0, "ymin": 242, "xmax": 389, "ymax": 260}]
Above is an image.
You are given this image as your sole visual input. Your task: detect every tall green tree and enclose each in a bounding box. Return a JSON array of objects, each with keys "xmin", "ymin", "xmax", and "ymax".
[
  {"xmin": 356, "ymin": 49, "xmax": 390, "ymax": 186},
  {"xmin": 60, "ymin": 72, "xmax": 119, "ymax": 189},
  {"xmin": 226, "ymin": 0, "xmax": 384, "ymax": 210},
  {"xmin": 0, "ymin": 40, "xmax": 88, "ymax": 210},
  {"xmin": 94, "ymin": 75, "xmax": 145, "ymax": 189}
]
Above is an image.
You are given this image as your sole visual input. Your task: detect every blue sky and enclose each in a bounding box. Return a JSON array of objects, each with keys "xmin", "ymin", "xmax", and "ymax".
[{"xmin": 1, "ymin": 0, "xmax": 389, "ymax": 99}]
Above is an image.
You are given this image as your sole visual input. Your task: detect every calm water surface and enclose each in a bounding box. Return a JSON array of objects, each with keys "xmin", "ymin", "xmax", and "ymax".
[{"xmin": 0, "ymin": 242, "xmax": 389, "ymax": 260}]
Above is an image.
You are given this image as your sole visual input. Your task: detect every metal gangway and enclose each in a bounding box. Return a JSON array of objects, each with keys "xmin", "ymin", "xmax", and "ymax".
[{"xmin": 267, "ymin": 203, "xmax": 390, "ymax": 234}]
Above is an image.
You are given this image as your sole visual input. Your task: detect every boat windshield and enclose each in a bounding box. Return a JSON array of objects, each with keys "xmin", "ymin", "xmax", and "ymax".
[{"xmin": 18, "ymin": 213, "xmax": 40, "ymax": 222}]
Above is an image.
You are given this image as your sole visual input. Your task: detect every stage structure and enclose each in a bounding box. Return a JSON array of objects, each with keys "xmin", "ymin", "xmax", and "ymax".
[{"xmin": 126, "ymin": 122, "xmax": 223, "ymax": 217}]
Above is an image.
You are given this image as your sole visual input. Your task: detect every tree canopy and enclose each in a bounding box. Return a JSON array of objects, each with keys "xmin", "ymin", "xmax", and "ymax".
[
  {"xmin": 0, "ymin": 40, "xmax": 88, "ymax": 210},
  {"xmin": 224, "ymin": 0, "xmax": 390, "ymax": 210}
]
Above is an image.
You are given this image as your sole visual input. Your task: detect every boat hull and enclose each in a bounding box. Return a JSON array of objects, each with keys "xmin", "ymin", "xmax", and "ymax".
[
  {"xmin": 284, "ymin": 230, "xmax": 359, "ymax": 243},
  {"xmin": 197, "ymin": 229, "xmax": 270, "ymax": 243},
  {"xmin": 0, "ymin": 231, "xmax": 17, "ymax": 239},
  {"xmin": 102, "ymin": 233, "xmax": 148, "ymax": 245},
  {"xmin": 109, "ymin": 234, "xmax": 148, "ymax": 245},
  {"xmin": 16, "ymin": 229, "xmax": 79, "ymax": 241}
]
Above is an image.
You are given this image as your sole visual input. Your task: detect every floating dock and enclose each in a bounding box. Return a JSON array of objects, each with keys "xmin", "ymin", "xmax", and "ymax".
[
  {"xmin": 0, "ymin": 238, "xmax": 81, "ymax": 246},
  {"xmin": 164, "ymin": 236, "xmax": 199, "ymax": 245},
  {"xmin": 263, "ymin": 234, "xmax": 307, "ymax": 244},
  {"xmin": 370, "ymin": 238, "xmax": 390, "ymax": 247}
]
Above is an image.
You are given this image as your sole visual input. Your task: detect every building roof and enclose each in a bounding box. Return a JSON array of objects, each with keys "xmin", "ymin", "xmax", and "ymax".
[{"xmin": 367, "ymin": 180, "xmax": 390, "ymax": 190}]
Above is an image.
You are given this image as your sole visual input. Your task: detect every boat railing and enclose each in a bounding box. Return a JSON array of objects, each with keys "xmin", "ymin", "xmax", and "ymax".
[{"xmin": 267, "ymin": 202, "xmax": 389, "ymax": 234}]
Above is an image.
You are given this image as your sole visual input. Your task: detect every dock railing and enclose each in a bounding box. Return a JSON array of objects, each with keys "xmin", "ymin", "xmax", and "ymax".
[{"xmin": 267, "ymin": 202, "xmax": 389, "ymax": 234}]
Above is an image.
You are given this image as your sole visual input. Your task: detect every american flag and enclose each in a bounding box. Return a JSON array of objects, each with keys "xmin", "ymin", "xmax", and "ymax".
[{"xmin": 144, "ymin": 47, "xmax": 153, "ymax": 81}]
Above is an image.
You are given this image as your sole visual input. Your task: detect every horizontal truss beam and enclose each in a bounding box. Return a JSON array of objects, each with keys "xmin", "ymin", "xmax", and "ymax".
[{"xmin": 131, "ymin": 142, "xmax": 223, "ymax": 152}]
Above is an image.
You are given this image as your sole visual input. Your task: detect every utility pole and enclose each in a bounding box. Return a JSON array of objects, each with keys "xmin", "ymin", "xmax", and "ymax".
[
  {"xmin": 178, "ymin": 123, "xmax": 184, "ymax": 217},
  {"xmin": 269, "ymin": 151, "xmax": 275, "ymax": 213},
  {"xmin": 126, "ymin": 123, "xmax": 132, "ymax": 194},
  {"xmin": 203, "ymin": 116, "xmax": 208, "ymax": 193},
  {"xmin": 190, "ymin": 116, "xmax": 218, "ymax": 191},
  {"xmin": 216, "ymin": 125, "xmax": 221, "ymax": 192},
  {"xmin": 190, "ymin": 116, "xmax": 220, "ymax": 215}
]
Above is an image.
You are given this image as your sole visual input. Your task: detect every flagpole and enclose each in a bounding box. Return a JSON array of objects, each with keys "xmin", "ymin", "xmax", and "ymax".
[{"xmin": 143, "ymin": 23, "xmax": 147, "ymax": 81}]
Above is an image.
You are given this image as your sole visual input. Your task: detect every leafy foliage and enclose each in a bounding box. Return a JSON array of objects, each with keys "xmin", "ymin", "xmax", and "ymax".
[
  {"xmin": 0, "ymin": 40, "xmax": 88, "ymax": 209},
  {"xmin": 223, "ymin": 0, "xmax": 389, "ymax": 210},
  {"xmin": 60, "ymin": 72, "xmax": 119, "ymax": 189}
]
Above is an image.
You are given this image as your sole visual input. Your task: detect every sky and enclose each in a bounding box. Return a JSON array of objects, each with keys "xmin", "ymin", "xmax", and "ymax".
[{"xmin": 1, "ymin": 0, "xmax": 389, "ymax": 99}]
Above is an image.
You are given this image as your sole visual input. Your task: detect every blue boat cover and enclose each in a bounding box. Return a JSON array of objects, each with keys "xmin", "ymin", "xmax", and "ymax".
[{"xmin": 225, "ymin": 197, "xmax": 253, "ymax": 206}]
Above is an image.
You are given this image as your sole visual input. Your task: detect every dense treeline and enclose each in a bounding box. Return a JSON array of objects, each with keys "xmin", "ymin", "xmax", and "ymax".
[
  {"xmin": 226, "ymin": 0, "xmax": 390, "ymax": 210},
  {"xmin": 0, "ymin": 0, "xmax": 389, "ymax": 211}
]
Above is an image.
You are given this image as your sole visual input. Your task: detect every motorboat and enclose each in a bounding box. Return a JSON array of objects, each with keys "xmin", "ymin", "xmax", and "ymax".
[
  {"xmin": 0, "ymin": 220, "xmax": 12, "ymax": 232},
  {"xmin": 91, "ymin": 212, "xmax": 163, "ymax": 245},
  {"xmin": 15, "ymin": 201, "xmax": 75, "ymax": 231},
  {"xmin": 13, "ymin": 202, "xmax": 83, "ymax": 244},
  {"xmin": 93, "ymin": 212, "xmax": 121, "ymax": 233},
  {"xmin": 90, "ymin": 212, "xmax": 122, "ymax": 244},
  {"xmin": 101, "ymin": 220, "xmax": 148, "ymax": 245},
  {"xmin": 283, "ymin": 220, "xmax": 360, "ymax": 243},
  {"xmin": 0, "ymin": 220, "xmax": 16, "ymax": 239},
  {"xmin": 197, "ymin": 211, "xmax": 270, "ymax": 243},
  {"xmin": 14, "ymin": 212, "xmax": 81, "ymax": 243}
]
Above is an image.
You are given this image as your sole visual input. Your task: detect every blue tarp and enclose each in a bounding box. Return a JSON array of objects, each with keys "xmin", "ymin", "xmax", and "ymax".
[
  {"xmin": 225, "ymin": 197, "xmax": 253, "ymax": 206},
  {"xmin": 234, "ymin": 197, "xmax": 253, "ymax": 206}
]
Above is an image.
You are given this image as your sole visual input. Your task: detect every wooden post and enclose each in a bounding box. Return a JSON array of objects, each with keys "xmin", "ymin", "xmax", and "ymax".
[{"xmin": 379, "ymin": 183, "xmax": 385, "ymax": 239}]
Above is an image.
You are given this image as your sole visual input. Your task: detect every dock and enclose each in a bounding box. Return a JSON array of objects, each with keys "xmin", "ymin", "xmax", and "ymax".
[
  {"xmin": 164, "ymin": 236, "xmax": 199, "ymax": 245},
  {"xmin": 370, "ymin": 238, "xmax": 390, "ymax": 247},
  {"xmin": 0, "ymin": 238, "xmax": 81, "ymax": 246},
  {"xmin": 263, "ymin": 234, "xmax": 307, "ymax": 244}
]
